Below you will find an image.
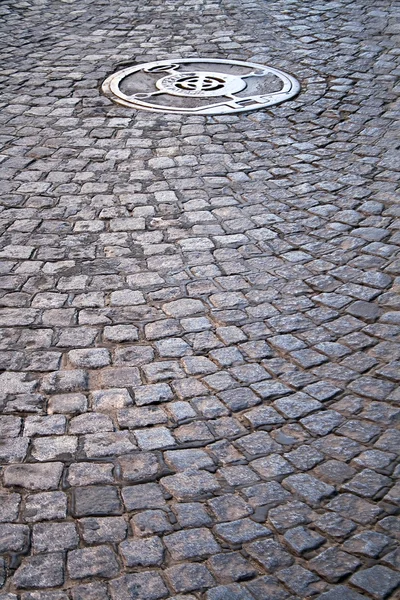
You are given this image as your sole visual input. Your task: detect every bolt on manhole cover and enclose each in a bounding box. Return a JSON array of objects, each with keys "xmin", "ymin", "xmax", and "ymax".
[{"xmin": 102, "ymin": 58, "xmax": 300, "ymax": 115}]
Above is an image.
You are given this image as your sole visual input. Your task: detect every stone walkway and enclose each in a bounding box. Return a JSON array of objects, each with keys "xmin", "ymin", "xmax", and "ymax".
[{"xmin": 0, "ymin": 0, "xmax": 399, "ymax": 598}]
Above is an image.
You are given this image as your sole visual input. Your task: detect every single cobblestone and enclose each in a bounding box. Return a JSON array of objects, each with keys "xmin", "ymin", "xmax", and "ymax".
[
  {"xmin": 166, "ymin": 562, "xmax": 215, "ymax": 593},
  {"xmin": 310, "ymin": 548, "xmax": 362, "ymax": 582},
  {"xmin": 13, "ymin": 553, "xmax": 64, "ymax": 589},
  {"xmin": 119, "ymin": 536, "xmax": 164, "ymax": 567},
  {"xmin": 23, "ymin": 492, "xmax": 67, "ymax": 523},
  {"xmin": 164, "ymin": 528, "xmax": 221, "ymax": 560},
  {"xmin": 32, "ymin": 522, "xmax": 78, "ymax": 553},
  {"xmin": 3, "ymin": 463, "xmax": 64, "ymax": 490},
  {"xmin": 67, "ymin": 546, "xmax": 119, "ymax": 579},
  {"xmin": 349, "ymin": 566, "xmax": 400, "ymax": 599}
]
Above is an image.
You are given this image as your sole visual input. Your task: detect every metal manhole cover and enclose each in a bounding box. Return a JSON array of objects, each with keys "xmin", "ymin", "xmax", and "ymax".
[{"xmin": 102, "ymin": 58, "xmax": 300, "ymax": 115}]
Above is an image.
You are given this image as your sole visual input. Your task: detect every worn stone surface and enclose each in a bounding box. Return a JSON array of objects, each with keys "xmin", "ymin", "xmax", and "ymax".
[
  {"xmin": 72, "ymin": 485, "xmax": 122, "ymax": 516},
  {"xmin": 0, "ymin": 0, "xmax": 399, "ymax": 596},
  {"xmin": 349, "ymin": 566, "xmax": 400, "ymax": 599},
  {"xmin": 67, "ymin": 546, "xmax": 120, "ymax": 579},
  {"xmin": 13, "ymin": 554, "xmax": 64, "ymax": 589}
]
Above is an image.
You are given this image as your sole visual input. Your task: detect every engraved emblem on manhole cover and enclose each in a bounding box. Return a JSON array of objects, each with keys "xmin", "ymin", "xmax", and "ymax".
[{"xmin": 102, "ymin": 59, "xmax": 300, "ymax": 115}]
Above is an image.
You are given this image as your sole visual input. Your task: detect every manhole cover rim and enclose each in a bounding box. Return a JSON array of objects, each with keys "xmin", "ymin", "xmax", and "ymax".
[{"xmin": 102, "ymin": 58, "xmax": 300, "ymax": 115}]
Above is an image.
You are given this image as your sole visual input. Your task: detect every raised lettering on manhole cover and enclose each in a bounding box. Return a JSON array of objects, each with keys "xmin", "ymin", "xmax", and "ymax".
[{"xmin": 102, "ymin": 58, "xmax": 300, "ymax": 115}]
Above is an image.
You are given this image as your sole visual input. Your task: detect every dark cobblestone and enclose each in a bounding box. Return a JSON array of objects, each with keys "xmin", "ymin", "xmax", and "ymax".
[
  {"xmin": 317, "ymin": 586, "xmax": 367, "ymax": 600},
  {"xmin": 342, "ymin": 531, "xmax": 392, "ymax": 558},
  {"xmin": 247, "ymin": 538, "xmax": 294, "ymax": 572},
  {"xmin": 73, "ymin": 485, "xmax": 122, "ymax": 516},
  {"xmin": 283, "ymin": 473, "xmax": 335, "ymax": 506},
  {"xmin": 32, "ymin": 522, "xmax": 79, "ymax": 553},
  {"xmin": 70, "ymin": 582, "xmax": 109, "ymax": 600},
  {"xmin": 67, "ymin": 546, "xmax": 119, "ymax": 579},
  {"xmin": 119, "ymin": 536, "xmax": 164, "ymax": 567},
  {"xmin": 13, "ymin": 553, "xmax": 64, "ymax": 589},
  {"xmin": 283, "ymin": 525, "xmax": 325, "ymax": 554},
  {"xmin": 109, "ymin": 572, "xmax": 169, "ymax": 600},
  {"xmin": 349, "ymin": 566, "xmax": 400, "ymax": 599},
  {"xmin": 268, "ymin": 501, "xmax": 314, "ymax": 533},
  {"xmin": 161, "ymin": 469, "xmax": 220, "ymax": 501},
  {"xmin": 207, "ymin": 551, "xmax": 257, "ymax": 583},
  {"xmin": 327, "ymin": 493, "xmax": 383, "ymax": 525},
  {"xmin": 23, "ymin": 492, "xmax": 67, "ymax": 523},
  {"xmin": 166, "ymin": 562, "xmax": 215, "ymax": 593},
  {"xmin": 310, "ymin": 548, "xmax": 362, "ymax": 582},
  {"xmin": 164, "ymin": 527, "xmax": 221, "ymax": 560},
  {"xmin": 245, "ymin": 575, "xmax": 291, "ymax": 600},
  {"xmin": 277, "ymin": 564, "xmax": 324, "ymax": 596},
  {"xmin": 131, "ymin": 509, "xmax": 173, "ymax": 536},
  {"xmin": 79, "ymin": 516, "xmax": 127, "ymax": 543},
  {"xmin": 314, "ymin": 512, "xmax": 356, "ymax": 539}
]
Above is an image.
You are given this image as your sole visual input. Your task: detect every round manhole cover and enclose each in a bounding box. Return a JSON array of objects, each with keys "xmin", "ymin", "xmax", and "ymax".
[{"xmin": 102, "ymin": 58, "xmax": 300, "ymax": 115}]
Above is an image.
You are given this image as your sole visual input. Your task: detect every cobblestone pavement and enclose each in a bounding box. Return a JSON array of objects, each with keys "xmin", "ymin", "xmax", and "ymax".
[{"xmin": 0, "ymin": 0, "xmax": 399, "ymax": 598}]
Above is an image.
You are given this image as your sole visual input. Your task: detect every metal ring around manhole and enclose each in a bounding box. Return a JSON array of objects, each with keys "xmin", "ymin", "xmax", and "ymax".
[{"xmin": 102, "ymin": 58, "xmax": 300, "ymax": 115}]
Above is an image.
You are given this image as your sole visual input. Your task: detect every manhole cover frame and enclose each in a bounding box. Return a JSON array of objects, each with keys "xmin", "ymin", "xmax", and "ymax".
[{"xmin": 102, "ymin": 58, "xmax": 300, "ymax": 115}]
